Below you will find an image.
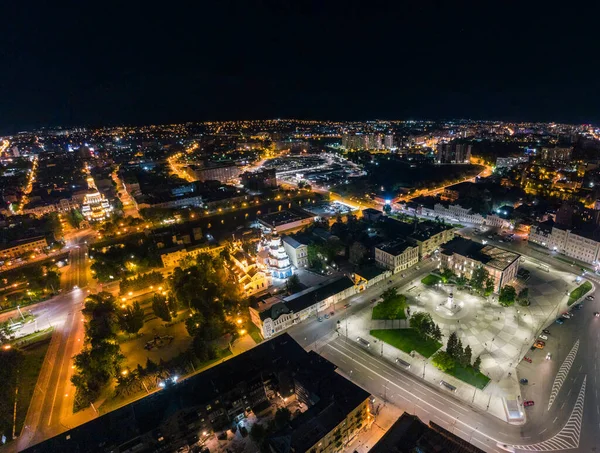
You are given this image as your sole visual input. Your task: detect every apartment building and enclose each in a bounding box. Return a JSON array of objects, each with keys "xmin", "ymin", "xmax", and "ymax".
[{"xmin": 531, "ymin": 221, "xmax": 600, "ymax": 264}]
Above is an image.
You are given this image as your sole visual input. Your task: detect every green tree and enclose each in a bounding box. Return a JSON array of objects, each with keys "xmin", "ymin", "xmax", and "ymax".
[
  {"xmin": 349, "ymin": 241, "xmax": 368, "ymax": 266},
  {"xmin": 250, "ymin": 423, "xmax": 268, "ymax": 449},
  {"xmin": 431, "ymin": 350, "xmax": 456, "ymax": 372},
  {"xmin": 455, "ymin": 275, "xmax": 468, "ymax": 288},
  {"xmin": 462, "ymin": 345, "xmax": 473, "ymax": 367},
  {"xmin": 383, "ymin": 204, "xmax": 392, "ymax": 214},
  {"xmin": 455, "ymin": 338, "xmax": 464, "ymax": 364},
  {"xmin": 185, "ymin": 312, "xmax": 205, "ymax": 337},
  {"xmin": 473, "ymin": 355, "xmax": 482, "ymax": 371},
  {"xmin": 82, "ymin": 293, "xmax": 119, "ymax": 345},
  {"xmin": 152, "ymin": 294, "xmax": 172, "ymax": 322},
  {"xmin": 499, "ymin": 285, "xmax": 517, "ymax": 307},
  {"xmin": 470, "ymin": 266, "xmax": 490, "ymax": 294},
  {"xmin": 517, "ymin": 287, "xmax": 529, "ymax": 302},
  {"xmin": 274, "ymin": 407, "xmax": 292, "ymax": 430},
  {"xmin": 439, "ymin": 268, "xmax": 454, "ymax": 283},
  {"xmin": 285, "ymin": 274, "xmax": 302, "ymax": 294},
  {"xmin": 484, "ymin": 278, "xmax": 495, "ymax": 296},
  {"xmin": 409, "ymin": 311, "xmax": 434, "ymax": 338},
  {"xmin": 446, "ymin": 332, "xmax": 459, "ymax": 359},
  {"xmin": 119, "ymin": 302, "xmax": 145, "ymax": 334},
  {"xmin": 432, "ymin": 324, "xmax": 443, "ymax": 342}
]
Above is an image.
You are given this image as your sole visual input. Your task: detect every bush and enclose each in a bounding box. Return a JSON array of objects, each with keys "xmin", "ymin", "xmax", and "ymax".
[{"xmin": 432, "ymin": 350, "xmax": 455, "ymax": 372}]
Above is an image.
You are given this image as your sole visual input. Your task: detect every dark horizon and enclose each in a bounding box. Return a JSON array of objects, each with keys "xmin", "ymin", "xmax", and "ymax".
[{"xmin": 1, "ymin": 1, "xmax": 599, "ymax": 133}]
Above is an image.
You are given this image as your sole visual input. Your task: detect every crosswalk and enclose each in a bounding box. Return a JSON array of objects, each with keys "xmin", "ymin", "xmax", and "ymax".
[
  {"xmin": 514, "ymin": 376, "xmax": 586, "ymax": 451},
  {"xmin": 548, "ymin": 339, "xmax": 579, "ymax": 410}
]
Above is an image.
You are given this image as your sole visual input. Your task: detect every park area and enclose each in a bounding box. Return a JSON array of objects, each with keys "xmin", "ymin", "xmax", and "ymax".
[
  {"xmin": 370, "ymin": 328, "xmax": 441, "ymax": 358},
  {"xmin": 372, "ymin": 289, "xmax": 407, "ymax": 320},
  {"xmin": 421, "ymin": 274, "xmax": 441, "ymax": 286}
]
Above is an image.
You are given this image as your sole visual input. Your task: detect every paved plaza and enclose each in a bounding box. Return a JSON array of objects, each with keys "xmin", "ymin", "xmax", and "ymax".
[{"xmin": 349, "ymin": 257, "xmax": 590, "ymax": 422}]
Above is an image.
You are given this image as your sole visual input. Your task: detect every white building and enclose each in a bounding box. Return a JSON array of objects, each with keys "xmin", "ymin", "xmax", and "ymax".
[
  {"xmin": 375, "ymin": 240, "xmax": 419, "ymax": 273},
  {"xmin": 530, "ymin": 221, "xmax": 600, "ymax": 265},
  {"xmin": 81, "ymin": 190, "xmax": 113, "ymax": 222},
  {"xmin": 282, "ymin": 235, "xmax": 308, "ymax": 268},
  {"xmin": 249, "ymin": 276, "xmax": 356, "ymax": 339}
]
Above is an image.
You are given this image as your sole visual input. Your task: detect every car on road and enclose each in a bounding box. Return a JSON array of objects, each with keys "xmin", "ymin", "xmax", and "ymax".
[
  {"xmin": 318, "ymin": 317, "xmax": 323, "ymax": 322},
  {"xmin": 586, "ymin": 295, "xmax": 595, "ymax": 300},
  {"xmin": 562, "ymin": 312, "xmax": 572, "ymax": 318},
  {"xmin": 546, "ymin": 353, "xmax": 552, "ymax": 360},
  {"xmin": 523, "ymin": 356, "xmax": 532, "ymax": 363},
  {"xmin": 538, "ymin": 334, "xmax": 548, "ymax": 340},
  {"xmin": 595, "ymin": 312, "xmax": 600, "ymax": 317},
  {"xmin": 343, "ymin": 303, "xmax": 351, "ymax": 309},
  {"xmin": 524, "ymin": 401, "xmax": 535, "ymax": 407},
  {"xmin": 574, "ymin": 304, "xmax": 583, "ymax": 310},
  {"xmin": 555, "ymin": 318, "xmax": 565, "ymax": 325},
  {"xmin": 519, "ymin": 378, "xmax": 528, "ymax": 384},
  {"xmin": 542, "ymin": 329, "xmax": 551, "ymax": 335},
  {"xmin": 324, "ymin": 314, "xmax": 330, "ymax": 319},
  {"xmin": 533, "ymin": 341, "xmax": 545, "ymax": 349}
]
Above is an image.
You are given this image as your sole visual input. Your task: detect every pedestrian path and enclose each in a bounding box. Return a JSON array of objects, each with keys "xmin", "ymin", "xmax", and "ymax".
[
  {"xmin": 512, "ymin": 375, "xmax": 585, "ymax": 451},
  {"xmin": 547, "ymin": 339, "xmax": 579, "ymax": 410}
]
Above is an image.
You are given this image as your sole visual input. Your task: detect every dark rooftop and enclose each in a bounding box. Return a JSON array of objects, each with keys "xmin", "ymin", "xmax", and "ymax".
[
  {"xmin": 376, "ymin": 239, "xmax": 416, "ymax": 256},
  {"xmin": 442, "ymin": 237, "xmax": 520, "ymax": 271}
]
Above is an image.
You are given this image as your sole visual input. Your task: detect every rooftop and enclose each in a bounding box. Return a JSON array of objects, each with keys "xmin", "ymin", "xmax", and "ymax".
[
  {"xmin": 258, "ymin": 209, "xmax": 311, "ymax": 227},
  {"xmin": 376, "ymin": 239, "xmax": 416, "ymax": 256},
  {"xmin": 442, "ymin": 237, "xmax": 520, "ymax": 271}
]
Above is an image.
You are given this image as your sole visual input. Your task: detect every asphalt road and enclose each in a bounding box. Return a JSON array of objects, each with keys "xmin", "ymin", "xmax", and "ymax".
[
  {"xmin": 13, "ymin": 237, "xmax": 91, "ymax": 452},
  {"xmin": 287, "ymin": 241, "xmax": 600, "ymax": 452}
]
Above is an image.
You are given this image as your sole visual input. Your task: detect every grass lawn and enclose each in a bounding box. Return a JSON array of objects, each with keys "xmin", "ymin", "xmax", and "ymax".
[
  {"xmin": 247, "ymin": 322, "xmax": 263, "ymax": 344},
  {"xmin": 568, "ymin": 281, "xmax": 593, "ymax": 306},
  {"xmin": 421, "ymin": 274, "xmax": 441, "ymax": 286},
  {"xmin": 16, "ymin": 333, "xmax": 53, "ymax": 435},
  {"xmin": 370, "ymin": 328, "xmax": 441, "ymax": 358},
  {"xmin": 446, "ymin": 363, "xmax": 490, "ymax": 389},
  {"xmin": 372, "ymin": 300, "xmax": 407, "ymax": 320}
]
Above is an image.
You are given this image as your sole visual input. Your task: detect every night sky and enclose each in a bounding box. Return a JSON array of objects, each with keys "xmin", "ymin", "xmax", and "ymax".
[{"xmin": 1, "ymin": 1, "xmax": 598, "ymax": 132}]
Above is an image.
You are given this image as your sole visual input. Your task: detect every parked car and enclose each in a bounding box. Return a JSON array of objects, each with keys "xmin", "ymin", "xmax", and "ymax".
[
  {"xmin": 533, "ymin": 341, "xmax": 545, "ymax": 349},
  {"xmin": 538, "ymin": 334, "xmax": 548, "ymax": 340},
  {"xmin": 524, "ymin": 401, "xmax": 535, "ymax": 407},
  {"xmin": 318, "ymin": 317, "xmax": 323, "ymax": 322},
  {"xmin": 555, "ymin": 318, "xmax": 565, "ymax": 325},
  {"xmin": 523, "ymin": 356, "xmax": 532, "ymax": 363},
  {"xmin": 542, "ymin": 329, "xmax": 551, "ymax": 335},
  {"xmin": 344, "ymin": 303, "xmax": 351, "ymax": 309},
  {"xmin": 324, "ymin": 314, "xmax": 330, "ymax": 319},
  {"xmin": 594, "ymin": 312, "xmax": 600, "ymax": 317},
  {"xmin": 546, "ymin": 353, "xmax": 552, "ymax": 360},
  {"xmin": 562, "ymin": 312, "xmax": 572, "ymax": 319},
  {"xmin": 587, "ymin": 295, "xmax": 595, "ymax": 300},
  {"xmin": 520, "ymin": 378, "xmax": 528, "ymax": 384}
]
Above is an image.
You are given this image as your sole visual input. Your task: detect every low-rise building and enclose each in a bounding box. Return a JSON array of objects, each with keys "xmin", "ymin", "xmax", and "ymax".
[
  {"xmin": 250, "ymin": 276, "xmax": 356, "ymax": 339},
  {"xmin": 282, "ymin": 235, "xmax": 308, "ymax": 268},
  {"xmin": 231, "ymin": 249, "xmax": 271, "ymax": 297},
  {"xmin": 409, "ymin": 221, "xmax": 456, "ymax": 258},
  {"xmin": 440, "ymin": 237, "xmax": 520, "ymax": 291},
  {"xmin": 375, "ymin": 240, "xmax": 419, "ymax": 273},
  {"xmin": 257, "ymin": 209, "xmax": 314, "ymax": 233},
  {"xmin": 159, "ymin": 243, "xmax": 225, "ymax": 268},
  {"xmin": 532, "ymin": 222, "xmax": 600, "ymax": 265},
  {"xmin": 0, "ymin": 236, "xmax": 48, "ymax": 260}
]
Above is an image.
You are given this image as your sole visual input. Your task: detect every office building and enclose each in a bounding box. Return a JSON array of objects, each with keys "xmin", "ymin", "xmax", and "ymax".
[
  {"xmin": 240, "ymin": 168, "xmax": 277, "ymax": 190},
  {"xmin": 440, "ymin": 237, "xmax": 520, "ymax": 291}
]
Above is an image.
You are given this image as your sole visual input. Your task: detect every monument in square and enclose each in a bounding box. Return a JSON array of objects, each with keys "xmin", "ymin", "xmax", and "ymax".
[{"xmin": 437, "ymin": 286, "xmax": 463, "ymax": 316}]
